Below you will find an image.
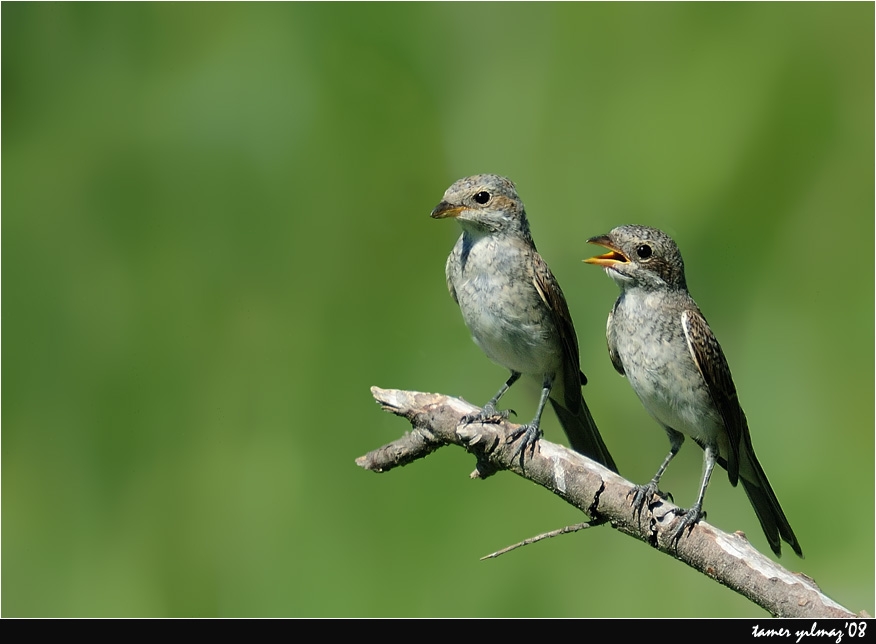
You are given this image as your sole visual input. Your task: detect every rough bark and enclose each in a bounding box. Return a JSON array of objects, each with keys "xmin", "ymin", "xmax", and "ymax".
[{"xmin": 357, "ymin": 387, "xmax": 862, "ymax": 619}]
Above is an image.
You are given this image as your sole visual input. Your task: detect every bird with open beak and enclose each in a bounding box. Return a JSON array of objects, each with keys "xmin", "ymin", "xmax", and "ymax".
[{"xmin": 585, "ymin": 224, "xmax": 801, "ymax": 557}]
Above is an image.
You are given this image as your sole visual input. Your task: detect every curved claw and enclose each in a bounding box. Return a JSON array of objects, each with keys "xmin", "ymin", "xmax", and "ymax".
[
  {"xmin": 507, "ymin": 423, "xmax": 543, "ymax": 468},
  {"xmin": 668, "ymin": 502, "xmax": 705, "ymax": 547},
  {"xmin": 628, "ymin": 480, "xmax": 664, "ymax": 519},
  {"xmin": 461, "ymin": 403, "xmax": 510, "ymax": 425},
  {"xmin": 627, "ymin": 481, "xmax": 657, "ymax": 518}
]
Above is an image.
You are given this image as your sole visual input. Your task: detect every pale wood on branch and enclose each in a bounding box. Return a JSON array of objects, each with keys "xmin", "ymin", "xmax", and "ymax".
[{"xmin": 357, "ymin": 387, "xmax": 860, "ymax": 619}]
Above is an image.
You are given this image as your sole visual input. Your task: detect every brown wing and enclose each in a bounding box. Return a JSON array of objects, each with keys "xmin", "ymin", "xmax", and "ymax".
[
  {"xmin": 530, "ymin": 250, "xmax": 586, "ymax": 411},
  {"xmin": 606, "ymin": 301, "xmax": 625, "ymax": 376},
  {"xmin": 681, "ymin": 308, "xmax": 744, "ymax": 485},
  {"xmin": 444, "ymin": 237, "xmax": 462, "ymax": 305}
]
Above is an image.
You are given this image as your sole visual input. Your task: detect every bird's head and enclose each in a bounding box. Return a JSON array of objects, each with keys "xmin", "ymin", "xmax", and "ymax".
[
  {"xmin": 584, "ymin": 224, "xmax": 687, "ymax": 291},
  {"xmin": 430, "ymin": 174, "xmax": 531, "ymax": 239}
]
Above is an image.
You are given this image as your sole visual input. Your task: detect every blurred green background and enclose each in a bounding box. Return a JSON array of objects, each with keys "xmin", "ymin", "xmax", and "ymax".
[{"xmin": 3, "ymin": 3, "xmax": 872, "ymax": 617}]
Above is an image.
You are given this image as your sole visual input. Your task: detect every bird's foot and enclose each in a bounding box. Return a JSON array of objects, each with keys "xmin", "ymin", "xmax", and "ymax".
[
  {"xmin": 667, "ymin": 502, "xmax": 705, "ymax": 548},
  {"xmin": 506, "ymin": 423, "xmax": 542, "ymax": 467},
  {"xmin": 628, "ymin": 480, "xmax": 671, "ymax": 519},
  {"xmin": 461, "ymin": 402, "xmax": 514, "ymax": 425}
]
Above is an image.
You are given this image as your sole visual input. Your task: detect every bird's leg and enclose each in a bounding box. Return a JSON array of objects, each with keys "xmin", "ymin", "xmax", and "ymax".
[
  {"xmin": 507, "ymin": 374, "xmax": 553, "ymax": 466},
  {"xmin": 483, "ymin": 370, "xmax": 521, "ymax": 418},
  {"xmin": 462, "ymin": 371, "xmax": 521, "ymax": 424},
  {"xmin": 629, "ymin": 428, "xmax": 684, "ymax": 517},
  {"xmin": 669, "ymin": 445, "xmax": 717, "ymax": 547}
]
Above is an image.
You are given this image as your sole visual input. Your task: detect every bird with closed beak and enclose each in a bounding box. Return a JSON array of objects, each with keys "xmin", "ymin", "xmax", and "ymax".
[
  {"xmin": 431, "ymin": 174, "xmax": 618, "ymax": 471},
  {"xmin": 585, "ymin": 224, "xmax": 802, "ymax": 557}
]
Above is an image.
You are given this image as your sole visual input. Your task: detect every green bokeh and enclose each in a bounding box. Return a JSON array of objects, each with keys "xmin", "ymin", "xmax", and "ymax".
[{"xmin": 3, "ymin": 2, "xmax": 872, "ymax": 617}]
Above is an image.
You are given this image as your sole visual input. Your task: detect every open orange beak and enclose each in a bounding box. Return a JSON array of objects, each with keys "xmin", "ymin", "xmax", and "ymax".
[{"xmin": 584, "ymin": 235, "xmax": 630, "ymax": 267}]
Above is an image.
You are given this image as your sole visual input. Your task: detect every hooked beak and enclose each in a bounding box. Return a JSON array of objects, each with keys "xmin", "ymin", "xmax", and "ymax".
[{"xmin": 430, "ymin": 201, "xmax": 465, "ymax": 219}]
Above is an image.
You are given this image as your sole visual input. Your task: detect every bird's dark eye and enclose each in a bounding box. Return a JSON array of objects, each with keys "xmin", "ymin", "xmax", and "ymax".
[
  {"xmin": 636, "ymin": 244, "xmax": 653, "ymax": 259},
  {"xmin": 473, "ymin": 191, "xmax": 491, "ymax": 205}
]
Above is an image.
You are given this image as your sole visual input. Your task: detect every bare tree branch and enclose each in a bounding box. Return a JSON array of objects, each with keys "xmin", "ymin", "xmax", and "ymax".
[
  {"xmin": 357, "ymin": 387, "xmax": 861, "ymax": 619},
  {"xmin": 480, "ymin": 521, "xmax": 598, "ymax": 560}
]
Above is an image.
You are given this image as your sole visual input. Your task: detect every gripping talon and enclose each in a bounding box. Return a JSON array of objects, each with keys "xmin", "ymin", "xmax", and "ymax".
[
  {"xmin": 668, "ymin": 503, "xmax": 704, "ymax": 547},
  {"xmin": 628, "ymin": 480, "xmax": 661, "ymax": 519},
  {"xmin": 461, "ymin": 403, "xmax": 510, "ymax": 425},
  {"xmin": 507, "ymin": 424, "xmax": 542, "ymax": 467}
]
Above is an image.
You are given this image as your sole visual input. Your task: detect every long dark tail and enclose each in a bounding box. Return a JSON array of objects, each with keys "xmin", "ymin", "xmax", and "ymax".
[
  {"xmin": 550, "ymin": 396, "xmax": 619, "ymax": 473},
  {"xmin": 739, "ymin": 444, "xmax": 803, "ymax": 558}
]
